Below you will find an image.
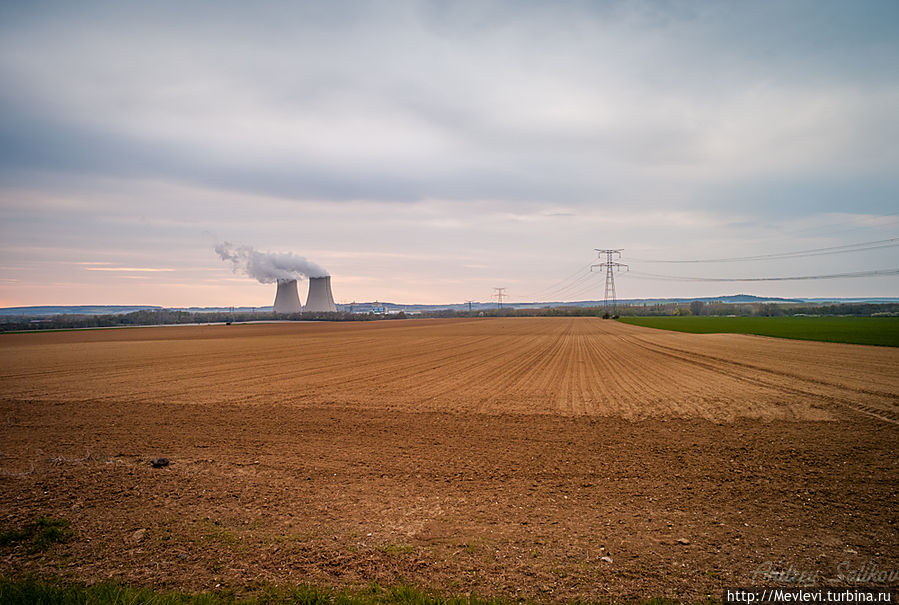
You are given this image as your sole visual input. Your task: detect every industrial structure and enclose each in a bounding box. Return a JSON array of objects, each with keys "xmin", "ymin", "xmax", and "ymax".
[
  {"xmin": 272, "ymin": 279, "xmax": 303, "ymax": 314},
  {"xmin": 591, "ymin": 249, "xmax": 628, "ymax": 314},
  {"xmin": 305, "ymin": 276, "xmax": 337, "ymax": 312},
  {"xmin": 493, "ymin": 287, "xmax": 506, "ymax": 309}
]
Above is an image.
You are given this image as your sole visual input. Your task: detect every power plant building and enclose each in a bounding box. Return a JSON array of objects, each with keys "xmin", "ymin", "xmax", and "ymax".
[
  {"xmin": 305, "ymin": 276, "xmax": 337, "ymax": 312},
  {"xmin": 272, "ymin": 279, "xmax": 303, "ymax": 313}
]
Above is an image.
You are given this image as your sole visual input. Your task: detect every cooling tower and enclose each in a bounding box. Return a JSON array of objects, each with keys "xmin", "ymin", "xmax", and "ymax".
[
  {"xmin": 272, "ymin": 279, "xmax": 303, "ymax": 314},
  {"xmin": 305, "ymin": 276, "xmax": 337, "ymax": 312}
]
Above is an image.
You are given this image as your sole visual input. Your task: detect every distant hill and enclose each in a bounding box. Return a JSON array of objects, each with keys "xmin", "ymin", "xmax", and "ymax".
[
  {"xmin": 170, "ymin": 307, "xmax": 273, "ymax": 313},
  {"xmin": 0, "ymin": 305, "xmax": 162, "ymax": 316},
  {"xmin": 608, "ymin": 294, "xmax": 805, "ymax": 304},
  {"xmin": 344, "ymin": 294, "xmax": 804, "ymax": 312},
  {"xmin": 797, "ymin": 297, "xmax": 899, "ymax": 303},
  {"xmin": 2, "ymin": 295, "xmax": 897, "ymax": 316}
]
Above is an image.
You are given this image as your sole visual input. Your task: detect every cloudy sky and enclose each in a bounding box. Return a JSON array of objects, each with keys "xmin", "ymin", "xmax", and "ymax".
[{"xmin": 1, "ymin": 1, "xmax": 897, "ymax": 307}]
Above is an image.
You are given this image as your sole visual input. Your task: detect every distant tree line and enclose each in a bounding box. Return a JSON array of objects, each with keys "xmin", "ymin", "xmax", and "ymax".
[
  {"xmin": 1, "ymin": 302, "xmax": 896, "ymax": 332},
  {"xmin": 0, "ymin": 309, "xmax": 407, "ymax": 332},
  {"xmin": 419, "ymin": 301, "xmax": 899, "ymax": 319},
  {"xmin": 651, "ymin": 301, "xmax": 899, "ymax": 318}
]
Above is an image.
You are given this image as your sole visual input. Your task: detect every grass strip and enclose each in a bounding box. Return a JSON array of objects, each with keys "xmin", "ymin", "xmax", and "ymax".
[
  {"xmin": 0, "ymin": 518, "xmax": 74, "ymax": 552},
  {"xmin": 0, "ymin": 579, "xmax": 694, "ymax": 605},
  {"xmin": 617, "ymin": 316, "xmax": 899, "ymax": 347}
]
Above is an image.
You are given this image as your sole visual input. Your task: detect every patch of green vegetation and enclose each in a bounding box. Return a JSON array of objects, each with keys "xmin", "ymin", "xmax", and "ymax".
[
  {"xmin": 618, "ymin": 316, "xmax": 899, "ymax": 347},
  {"xmin": 0, "ymin": 578, "xmax": 710, "ymax": 605},
  {"xmin": 0, "ymin": 518, "xmax": 74, "ymax": 552},
  {"xmin": 273, "ymin": 526, "xmax": 337, "ymax": 544},
  {"xmin": 198, "ymin": 520, "xmax": 239, "ymax": 547},
  {"xmin": 376, "ymin": 543, "xmax": 415, "ymax": 555}
]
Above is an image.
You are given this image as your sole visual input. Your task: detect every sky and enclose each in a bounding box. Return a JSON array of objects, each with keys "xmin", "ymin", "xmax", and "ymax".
[{"xmin": 1, "ymin": 0, "xmax": 898, "ymax": 307}]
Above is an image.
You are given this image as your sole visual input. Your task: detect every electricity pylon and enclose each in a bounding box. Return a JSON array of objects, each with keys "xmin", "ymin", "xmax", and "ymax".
[
  {"xmin": 493, "ymin": 288, "xmax": 506, "ymax": 309},
  {"xmin": 591, "ymin": 249, "xmax": 628, "ymax": 314}
]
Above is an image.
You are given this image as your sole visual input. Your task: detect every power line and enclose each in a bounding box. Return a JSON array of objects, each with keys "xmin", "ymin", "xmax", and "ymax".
[
  {"xmin": 629, "ymin": 237, "xmax": 899, "ymax": 264},
  {"xmin": 559, "ymin": 275, "xmax": 607, "ymax": 302},
  {"xmin": 625, "ymin": 268, "xmax": 899, "ymax": 282},
  {"xmin": 520, "ymin": 260, "xmax": 596, "ymax": 301},
  {"xmin": 772, "ymin": 210, "xmax": 899, "ymax": 241},
  {"xmin": 528, "ymin": 269, "xmax": 603, "ymax": 303},
  {"xmin": 541, "ymin": 270, "xmax": 597, "ymax": 300},
  {"xmin": 540, "ymin": 264, "xmax": 593, "ymax": 295}
]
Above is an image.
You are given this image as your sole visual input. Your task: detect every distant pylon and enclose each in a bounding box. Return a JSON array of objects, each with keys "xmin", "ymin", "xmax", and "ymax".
[
  {"xmin": 493, "ymin": 287, "xmax": 506, "ymax": 309},
  {"xmin": 591, "ymin": 249, "xmax": 628, "ymax": 314}
]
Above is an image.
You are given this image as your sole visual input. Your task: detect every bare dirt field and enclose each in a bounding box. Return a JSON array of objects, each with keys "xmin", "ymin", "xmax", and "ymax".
[{"xmin": 1, "ymin": 317, "xmax": 897, "ymax": 601}]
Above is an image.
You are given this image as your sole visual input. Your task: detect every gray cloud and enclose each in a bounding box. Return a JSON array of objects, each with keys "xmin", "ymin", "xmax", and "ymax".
[
  {"xmin": 1, "ymin": 1, "xmax": 897, "ymax": 210},
  {"xmin": 1, "ymin": 1, "xmax": 898, "ymax": 305}
]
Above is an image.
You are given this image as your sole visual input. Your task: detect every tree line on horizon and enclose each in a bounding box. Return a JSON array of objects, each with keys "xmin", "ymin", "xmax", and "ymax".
[{"xmin": 0, "ymin": 302, "xmax": 896, "ymax": 332}]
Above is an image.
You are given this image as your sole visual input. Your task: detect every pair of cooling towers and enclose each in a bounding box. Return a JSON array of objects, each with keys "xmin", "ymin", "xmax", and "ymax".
[{"xmin": 272, "ymin": 276, "xmax": 336, "ymax": 314}]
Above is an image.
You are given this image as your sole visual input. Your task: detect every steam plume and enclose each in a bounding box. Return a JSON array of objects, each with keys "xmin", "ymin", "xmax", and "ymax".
[{"xmin": 215, "ymin": 241, "xmax": 328, "ymax": 283}]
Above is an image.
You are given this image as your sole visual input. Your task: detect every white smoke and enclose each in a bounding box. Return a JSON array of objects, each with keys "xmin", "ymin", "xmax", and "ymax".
[{"xmin": 215, "ymin": 241, "xmax": 329, "ymax": 283}]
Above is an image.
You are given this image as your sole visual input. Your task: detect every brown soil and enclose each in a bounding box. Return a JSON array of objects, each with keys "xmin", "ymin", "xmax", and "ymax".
[{"xmin": 1, "ymin": 318, "xmax": 896, "ymax": 601}]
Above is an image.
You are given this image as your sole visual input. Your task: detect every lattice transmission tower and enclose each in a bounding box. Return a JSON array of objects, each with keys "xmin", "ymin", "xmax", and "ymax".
[
  {"xmin": 493, "ymin": 287, "xmax": 506, "ymax": 309},
  {"xmin": 591, "ymin": 249, "xmax": 628, "ymax": 315}
]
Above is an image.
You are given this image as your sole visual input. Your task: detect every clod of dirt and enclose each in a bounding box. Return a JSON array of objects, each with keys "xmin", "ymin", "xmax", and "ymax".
[
  {"xmin": 677, "ymin": 538, "xmax": 691, "ymax": 545},
  {"xmin": 150, "ymin": 458, "xmax": 169, "ymax": 468},
  {"xmin": 130, "ymin": 529, "xmax": 146, "ymax": 543}
]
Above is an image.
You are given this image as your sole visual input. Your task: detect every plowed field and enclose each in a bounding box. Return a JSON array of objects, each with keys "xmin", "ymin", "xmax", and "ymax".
[{"xmin": 1, "ymin": 318, "xmax": 897, "ymax": 601}]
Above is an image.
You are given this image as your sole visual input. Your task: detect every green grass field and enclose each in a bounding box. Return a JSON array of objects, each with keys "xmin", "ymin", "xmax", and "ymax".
[
  {"xmin": 617, "ymin": 316, "xmax": 899, "ymax": 347},
  {"xmin": 0, "ymin": 579, "xmax": 687, "ymax": 605}
]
